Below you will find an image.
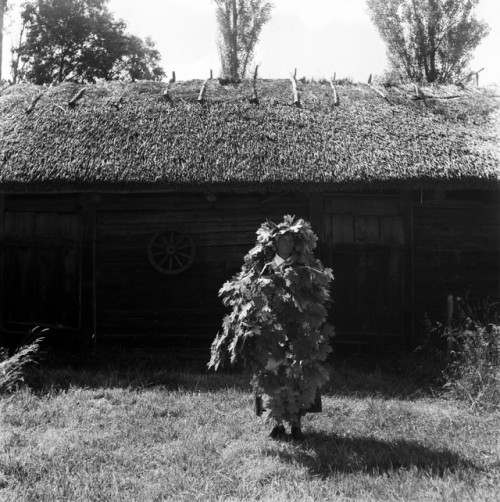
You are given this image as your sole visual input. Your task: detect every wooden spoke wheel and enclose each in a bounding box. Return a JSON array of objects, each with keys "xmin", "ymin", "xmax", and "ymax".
[{"xmin": 148, "ymin": 230, "xmax": 195, "ymax": 275}]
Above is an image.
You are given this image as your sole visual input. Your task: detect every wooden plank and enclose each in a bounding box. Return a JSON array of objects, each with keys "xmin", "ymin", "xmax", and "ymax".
[
  {"xmin": 80, "ymin": 195, "xmax": 97, "ymax": 341},
  {"xmin": 355, "ymin": 249, "xmax": 381, "ymax": 334},
  {"xmin": 380, "ymin": 216, "xmax": 404, "ymax": 246},
  {"xmin": 309, "ymin": 194, "xmax": 324, "ymax": 255},
  {"xmin": 354, "ymin": 216, "xmax": 379, "ymax": 244},
  {"xmin": 5, "ymin": 194, "xmax": 80, "ymax": 213},
  {"xmin": 3, "ymin": 237, "xmax": 80, "ymax": 248},
  {"xmin": 331, "ymin": 214, "xmax": 354, "ymax": 244},
  {"xmin": 401, "ymin": 190, "xmax": 414, "ymax": 344},
  {"xmin": 97, "ymin": 217, "xmax": 263, "ymax": 236},
  {"xmin": 329, "ymin": 250, "xmax": 357, "ymax": 332},
  {"xmin": 98, "ymin": 232, "xmax": 255, "ymax": 249},
  {"xmin": 379, "ymin": 250, "xmax": 404, "ymax": 334},
  {"xmin": 0, "ymin": 195, "xmax": 4, "ymax": 341},
  {"xmin": 98, "ymin": 192, "xmax": 310, "ymax": 213},
  {"xmin": 324, "ymin": 196, "xmax": 401, "ymax": 216}
]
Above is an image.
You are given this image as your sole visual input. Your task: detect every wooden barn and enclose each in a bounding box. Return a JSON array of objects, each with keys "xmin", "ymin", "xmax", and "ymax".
[{"xmin": 0, "ymin": 79, "xmax": 498, "ymax": 349}]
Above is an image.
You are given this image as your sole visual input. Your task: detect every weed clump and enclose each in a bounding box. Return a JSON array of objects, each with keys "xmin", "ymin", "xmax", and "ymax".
[
  {"xmin": 419, "ymin": 297, "xmax": 500, "ymax": 411},
  {"xmin": 0, "ymin": 338, "xmax": 44, "ymax": 394},
  {"xmin": 443, "ymin": 300, "xmax": 500, "ymax": 411}
]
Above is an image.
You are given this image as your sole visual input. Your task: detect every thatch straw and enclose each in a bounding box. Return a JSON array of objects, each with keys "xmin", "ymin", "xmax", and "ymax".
[{"xmin": 0, "ymin": 80, "xmax": 498, "ymax": 192}]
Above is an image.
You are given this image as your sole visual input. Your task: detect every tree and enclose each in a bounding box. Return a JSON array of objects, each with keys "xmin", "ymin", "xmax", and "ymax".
[
  {"xmin": 13, "ymin": 0, "xmax": 164, "ymax": 84},
  {"xmin": 111, "ymin": 35, "xmax": 164, "ymax": 82},
  {"xmin": 366, "ymin": 0, "xmax": 489, "ymax": 83},
  {"xmin": 0, "ymin": 0, "xmax": 8, "ymax": 81},
  {"xmin": 215, "ymin": 0, "xmax": 273, "ymax": 81}
]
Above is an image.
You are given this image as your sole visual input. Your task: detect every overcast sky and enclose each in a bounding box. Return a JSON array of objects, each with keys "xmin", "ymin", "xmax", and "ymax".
[{"xmin": 3, "ymin": 0, "xmax": 500, "ymax": 84}]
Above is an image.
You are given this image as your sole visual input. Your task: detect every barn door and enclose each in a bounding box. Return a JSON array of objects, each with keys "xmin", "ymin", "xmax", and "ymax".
[
  {"xmin": 323, "ymin": 196, "xmax": 405, "ymax": 341},
  {"xmin": 2, "ymin": 210, "xmax": 81, "ymax": 330}
]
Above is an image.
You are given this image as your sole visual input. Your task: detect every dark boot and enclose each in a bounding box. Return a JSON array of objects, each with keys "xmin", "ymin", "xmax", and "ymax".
[
  {"xmin": 269, "ymin": 424, "xmax": 286, "ymax": 440},
  {"xmin": 290, "ymin": 415, "xmax": 304, "ymax": 441},
  {"xmin": 290, "ymin": 426, "xmax": 304, "ymax": 441}
]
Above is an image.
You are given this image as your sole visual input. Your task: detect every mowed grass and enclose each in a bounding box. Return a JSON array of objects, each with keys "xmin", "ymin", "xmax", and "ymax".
[{"xmin": 0, "ymin": 348, "xmax": 499, "ymax": 502}]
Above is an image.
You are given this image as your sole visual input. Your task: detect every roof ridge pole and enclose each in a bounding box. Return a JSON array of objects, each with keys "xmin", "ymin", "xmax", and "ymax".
[
  {"xmin": 198, "ymin": 72, "xmax": 212, "ymax": 104},
  {"xmin": 456, "ymin": 67, "xmax": 483, "ymax": 88},
  {"xmin": 25, "ymin": 92, "xmax": 44, "ymax": 114},
  {"xmin": 329, "ymin": 74, "xmax": 339, "ymax": 106},
  {"xmin": 162, "ymin": 71, "xmax": 176, "ymax": 104},
  {"xmin": 249, "ymin": 65, "xmax": 259, "ymax": 105},
  {"xmin": 68, "ymin": 87, "xmax": 86, "ymax": 108},
  {"xmin": 291, "ymin": 68, "xmax": 301, "ymax": 107}
]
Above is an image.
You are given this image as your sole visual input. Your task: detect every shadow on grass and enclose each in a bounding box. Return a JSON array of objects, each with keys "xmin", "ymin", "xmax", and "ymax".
[
  {"xmin": 23, "ymin": 345, "xmax": 254, "ymax": 394},
  {"xmin": 22, "ymin": 344, "xmax": 441, "ymax": 399},
  {"xmin": 276, "ymin": 432, "xmax": 475, "ymax": 477}
]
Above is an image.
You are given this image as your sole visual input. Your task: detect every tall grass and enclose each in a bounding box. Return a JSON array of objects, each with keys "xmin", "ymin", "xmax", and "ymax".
[
  {"xmin": 443, "ymin": 298, "xmax": 500, "ymax": 411},
  {"xmin": 416, "ymin": 296, "xmax": 500, "ymax": 411},
  {"xmin": 0, "ymin": 338, "xmax": 44, "ymax": 394}
]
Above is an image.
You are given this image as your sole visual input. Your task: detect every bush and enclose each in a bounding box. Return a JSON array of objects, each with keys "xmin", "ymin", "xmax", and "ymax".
[
  {"xmin": 444, "ymin": 317, "xmax": 500, "ymax": 411},
  {"xmin": 0, "ymin": 338, "xmax": 44, "ymax": 394},
  {"xmin": 416, "ymin": 297, "xmax": 500, "ymax": 410}
]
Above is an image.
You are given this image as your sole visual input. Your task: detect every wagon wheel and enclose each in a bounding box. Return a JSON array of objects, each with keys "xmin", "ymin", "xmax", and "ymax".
[{"xmin": 148, "ymin": 230, "xmax": 195, "ymax": 275}]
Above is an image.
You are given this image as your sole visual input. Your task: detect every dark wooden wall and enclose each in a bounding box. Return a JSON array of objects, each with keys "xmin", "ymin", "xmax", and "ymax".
[
  {"xmin": 95, "ymin": 192, "xmax": 311, "ymax": 341},
  {"xmin": 319, "ymin": 194, "xmax": 406, "ymax": 343},
  {"xmin": 412, "ymin": 191, "xmax": 500, "ymax": 328},
  {"xmin": 1, "ymin": 194, "xmax": 81, "ymax": 334},
  {"xmin": 0, "ymin": 189, "xmax": 498, "ymax": 347}
]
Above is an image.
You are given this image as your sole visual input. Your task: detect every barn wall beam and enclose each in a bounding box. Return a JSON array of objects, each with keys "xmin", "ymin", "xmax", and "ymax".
[{"xmin": 79, "ymin": 193, "xmax": 98, "ymax": 343}]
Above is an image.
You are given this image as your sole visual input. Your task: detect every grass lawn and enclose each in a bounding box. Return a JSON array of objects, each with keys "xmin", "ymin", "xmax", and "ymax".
[{"xmin": 0, "ymin": 347, "xmax": 499, "ymax": 501}]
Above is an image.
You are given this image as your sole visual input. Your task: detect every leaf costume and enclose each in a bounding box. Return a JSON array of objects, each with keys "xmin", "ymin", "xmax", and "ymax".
[{"xmin": 208, "ymin": 215, "xmax": 334, "ymax": 425}]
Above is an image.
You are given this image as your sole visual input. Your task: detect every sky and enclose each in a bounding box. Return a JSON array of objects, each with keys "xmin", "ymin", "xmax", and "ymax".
[{"xmin": 2, "ymin": 0, "xmax": 500, "ymax": 84}]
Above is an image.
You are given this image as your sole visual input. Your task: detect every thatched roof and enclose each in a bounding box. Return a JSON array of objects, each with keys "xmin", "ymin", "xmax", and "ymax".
[{"xmin": 0, "ymin": 79, "xmax": 499, "ymax": 192}]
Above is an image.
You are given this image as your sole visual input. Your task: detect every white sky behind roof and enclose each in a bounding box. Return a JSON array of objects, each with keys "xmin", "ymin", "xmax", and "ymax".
[{"xmin": 3, "ymin": 0, "xmax": 500, "ymax": 84}]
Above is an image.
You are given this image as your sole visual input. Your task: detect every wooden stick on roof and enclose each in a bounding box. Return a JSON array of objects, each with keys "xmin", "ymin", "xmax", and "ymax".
[
  {"xmin": 0, "ymin": 82, "xmax": 13, "ymax": 96},
  {"xmin": 412, "ymin": 83, "xmax": 428, "ymax": 106},
  {"xmin": 162, "ymin": 71, "xmax": 176, "ymax": 104},
  {"xmin": 249, "ymin": 65, "xmax": 259, "ymax": 105},
  {"xmin": 163, "ymin": 84, "xmax": 173, "ymax": 104},
  {"xmin": 329, "ymin": 76, "xmax": 339, "ymax": 106},
  {"xmin": 68, "ymin": 88, "xmax": 86, "ymax": 108},
  {"xmin": 112, "ymin": 90, "xmax": 126, "ymax": 110},
  {"xmin": 366, "ymin": 74, "xmax": 388, "ymax": 101},
  {"xmin": 25, "ymin": 93, "xmax": 44, "ymax": 114},
  {"xmin": 198, "ymin": 73, "xmax": 212, "ymax": 104},
  {"xmin": 291, "ymin": 68, "xmax": 301, "ymax": 107}
]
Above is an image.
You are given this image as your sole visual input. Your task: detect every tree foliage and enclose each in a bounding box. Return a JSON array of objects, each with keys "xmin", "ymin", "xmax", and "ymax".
[
  {"xmin": 209, "ymin": 216, "xmax": 334, "ymax": 423},
  {"xmin": 366, "ymin": 0, "xmax": 489, "ymax": 83},
  {"xmin": 215, "ymin": 0, "xmax": 273, "ymax": 81},
  {"xmin": 13, "ymin": 0, "xmax": 164, "ymax": 84}
]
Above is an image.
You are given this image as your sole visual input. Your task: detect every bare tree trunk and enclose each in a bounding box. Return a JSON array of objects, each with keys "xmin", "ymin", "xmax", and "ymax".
[
  {"xmin": 427, "ymin": 0, "xmax": 439, "ymax": 82},
  {"xmin": 230, "ymin": 0, "xmax": 238, "ymax": 80},
  {"xmin": 0, "ymin": 0, "xmax": 7, "ymax": 82},
  {"xmin": 11, "ymin": 22, "xmax": 25, "ymax": 84}
]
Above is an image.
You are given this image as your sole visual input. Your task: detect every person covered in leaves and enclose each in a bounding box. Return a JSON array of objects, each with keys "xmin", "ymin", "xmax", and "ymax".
[{"xmin": 208, "ymin": 215, "xmax": 334, "ymax": 440}]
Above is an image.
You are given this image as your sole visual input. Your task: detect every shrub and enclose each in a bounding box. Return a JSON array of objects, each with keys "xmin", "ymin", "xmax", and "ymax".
[
  {"xmin": 0, "ymin": 338, "xmax": 44, "ymax": 394},
  {"xmin": 444, "ymin": 317, "xmax": 500, "ymax": 411},
  {"xmin": 416, "ymin": 297, "xmax": 500, "ymax": 410}
]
